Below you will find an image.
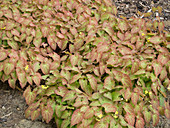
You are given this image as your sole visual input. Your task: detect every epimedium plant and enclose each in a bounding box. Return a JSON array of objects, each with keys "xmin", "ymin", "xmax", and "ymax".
[{"xmin": 0, "ymin": 0, "xmax": 170, "ymax": 128}]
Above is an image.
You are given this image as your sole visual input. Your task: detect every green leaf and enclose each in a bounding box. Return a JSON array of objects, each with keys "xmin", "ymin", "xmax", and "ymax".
[
  {"xmin": 165, "ymin": 109, "xmax": 170, "ymax": 119},
  {"xmin": 25, "ymin": 91, "xmax": 36, "ymax": 105},
  {"xmin": 71, "ymin": 109, "xmax": 83, "ymax": 127},
  {"xmin": 112, "ymin": 91, "xmax": 121, "ymax": 101},
  {"xmin": 4, "ymin": 62, "xmax": 15, "ymax": 75},
  {"xmin": 131, "ymin": 61, "xmax": 139, "ymax": 74},
  {"xmin": 124, "ymin": 88, "xmax": 131, "ymax": 100},
  {"xmin": 61, "ymin": 118, "xmax": 71, "ymax": 128},
  {"xmin": 157, "ymin": 53, "xmax": 169, "ymax": 65},
  {"xmin": 7, "ymin": 40, "xmax": 19, "ymax": 50},
  {"xmin": 41, "ymin": 25, "xmax": 49, "ymax": 37},
  {"xmin": 79, "ymin": 78, "xmax": 92, "ymax": 95},
  {"xmin": 42, "ymin": 105, "xmax": 54, "ymax": 123},
  {"xmin": 33, "ymin": 38, "xmax": 42, "ymax": 48},
  {"xmin": 8, "ymin": 78, "xmax": 16, "ymax": 89},
  {"xmin": 35, "ymin": 29, "xmax": 43, "ymax": 39},
  {"xmin": 32, "ymin": 73, "xmax": 41, "ymax": 86},
  {"xmin": 55, "ymin": 86, "xmax": 68, "ymax": 97},
  {"xmin": 118, "ymin": 20, "xmax": 128, "ymax": 32},
  {"xmin": 70, "ymin": 54, "xmax": 78, "ymax": 66},
  {"xmin": 123, "ymin": 103, "xmax": 134, "ymax": 114},
  {"xmin": 131, "ymin": 92, "xmax": 139, "ymax": 105}
]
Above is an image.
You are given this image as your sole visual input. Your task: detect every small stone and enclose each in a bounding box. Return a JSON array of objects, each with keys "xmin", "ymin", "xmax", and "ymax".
[{"xmin": 2, "ymin": 106, "xmax": 5, "ymax": 109}]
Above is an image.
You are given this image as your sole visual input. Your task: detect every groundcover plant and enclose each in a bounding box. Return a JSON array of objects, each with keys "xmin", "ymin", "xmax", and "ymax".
[{"xmin": 0, "ymin": 0, "xmax": 169, "ymax": 128}]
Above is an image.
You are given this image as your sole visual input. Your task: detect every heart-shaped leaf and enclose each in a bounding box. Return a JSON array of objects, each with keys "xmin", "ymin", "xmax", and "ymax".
[
  {"xmin": 4, "ymin": 62, "xmax": 15, "ymax": 75},
  {"xmin": 42, "ymin": 105, "xmax": 54, "ymax": 123},
  {"xmin": 71, "ymin": 109, "xmax": 83, "ymax": 127},
  {"xmin": 0, "ymin": 51, "xmax": 7, "ymax": 61}
]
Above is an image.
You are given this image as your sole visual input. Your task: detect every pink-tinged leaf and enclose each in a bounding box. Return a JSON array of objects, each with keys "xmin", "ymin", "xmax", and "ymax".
[
  {"xmin": 31, "ymin": 109, "xmax": 40, "ymax": 121},
  {"xmin": 7, "ymin": 40, "xmax": 19, "ymax": 50},
  {"xmin": 4, "ymin": 10, "xmax": 13, "ymax": 19},
  {"xmin": 61, "ymin": 119, "xmax": 70, "ymax": 128},
  {"xmin": 131, "ymin": 26, "xmax": 140, "ymax": 34},
  {"xmin": 26, "ymin": 36, "xmax": 33, "ymax": 44},
  {"xmin": 32, "ymin": 62, "xmax": 40, "ymax": 72},
  {"xmin": 11, "ymin": 29, "xmax": 19, "ymax": 37},
  {"xmin": 42, "ymin": 105, "xmax": 54, "ymax": 123},
  {"xmin": 46, "ymin": 87, "xmax": 56, "ymax": 96},
  {"xmin": 135, "ymin": 117, "xmax": 145, "ymax": 128},
  {"xmin": 25, "ymin": 91, "xmax": 36, "ymax": 105},
  {"xmin": 70, "ymin": 73, "xmax": 82, "ymax": 84},
  {"xmin": 131, "ymin": 61, "xmax": 139, "ymax": 74},
  {"xmin": 40, "ymin": 63, "xmax": 50, "ymax": 74},
  {"xmin": 125, "ymin": 112, "xmax": 135, "ymax": 126},
  {"xmin": 149, "ymin": 36, "xmax": 162, "ymax": 44},
  {"xmin": 152, "ymin": 113, "xmax": 159, "ymax": 126},
  {"xmin": 104, "ymin": 76, "xmax": 115, "ymax": 90},
  {"xmin": 136, "ymin": 40, "xmax": 143, "ymax": 50},
  {"xmin": 102, "ymin": 103, "xmax": 116, "ymax": 113},
  {"xmin": 84, "ymin": 108, "xmax": 94, "ymax": 119},
  {"xmin": 103, "ymin": 26, "xmax": 114, "ymax": 37},
  {"xmin": 151, "ymin": 82, "xmax": 158, "ymax": 95},
  {"xmin": 143, "ymin": 110, "xmax": 152, "ymax": 124},
  {"xmin": 131, "ymin": 92, "xmax": 139, "ymax": 105},
  {"xmin": 55, "ymin": 86, "xmax": 68, "ymax": 97},
  {"xmin": 121, "ymin": 74, "xmax": 133, "ymax": 88},
  {"xmin": 118, "ymin": 21, "xmax": 128, "ymax": 32},
  {"xmin": 32, "ymin": 73, "xmax": 41, "ymax": 86},
  {"xmin": 165, "ymin": 109, "xmax": 170, "ymax": 119},
  {"xmin": 4, "ymin": 63, "xmax": 15, "ymax": 75},
  {"xmin": 124, "ymin": 32, "xmax": 132, "ymax": 40},
  {"xmin": 70, "ymin": 55, "xmax": 78, "ymax": 66},
  {"xmin": 117, "ymin": 31, "xmax": 124, "ymax": 41},
  {"xmin": 41, "ymin": 26, "xmax": 49, "ymax": 37},
  {"xmin": 62, "ymin": 90, "xmax": 77, "ymax": 102},
  {"xmin": 158, "ymin": 22, "xmax": 164, "ymax": 32},
  {"xmin": 20, "ymin": 33, "xmax": 27, "ymax": 42},
  {"xmin": 97, "ymin": 44, "xmax": 109, "ymax": 53},
  {"xmin": 71, "ymin": 109, "xmax": 83, "ymax": 127},
  {"xmin": 94, "ymin": 121, "xmax": 109, "ymax": 128},
  {"xmin": 123, "ymin": 103, "xmax": 134, "ymax": 114},
  {"xmin": 25, "ymin": 107, "xmax": 31, "ymax": 119},
  {"xmin": 107, "ymin": 55, "xmax": 118, "ymax": 65},
  {"xmin": 0, "ymin": 51, "xmax": 7, "ymax": 61},
  {"xmin": 118, "ymin": 46, "xmax": 131, "ymax": 55},
  {"xmin": 86, "ymin": 74, "xmax": 97, "ymax": 91},
  {"xmin": 70, "ymin": 27, "xmax": 77, "ymax": 35},
  {"xmin": 79, "ymin": 79, "xmax": 92, "ymax": 95},
  {"xmin": 17, "ymin": 72, "xmax": 26, "ymax": 87},
  {"xmin": 124, "ymin": 88, "xmax": 131, "ymax": 100},
  {"xmin": 57, "ymin": 32, "xmax": 65, "ymax": 39},
  {"xmin": 33, "ymin": 38, "xmax": 42, "ymax": 48},
  {"xmin": 152, "ymin": 61, "xmax": 162, "ymax": 77},
  {"xmin": 35, "ymin": 29, "xmax": 43, "ymax": 39},
  {"xmin": 112, "ymin": 70, "xmax": 123, "ymax": 81},
  {"xmin": 157, "ymin": 53, "xmax": 169, "ymax": 65},
  {"xmin": 8, "ymin": 79, "xmax": 16, "ymax": 89}
]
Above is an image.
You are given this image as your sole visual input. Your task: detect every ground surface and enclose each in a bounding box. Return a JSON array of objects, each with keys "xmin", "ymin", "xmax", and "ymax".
[{"xmin": 0, "ymin": 0, "xmax": 170, "ymax": 128}]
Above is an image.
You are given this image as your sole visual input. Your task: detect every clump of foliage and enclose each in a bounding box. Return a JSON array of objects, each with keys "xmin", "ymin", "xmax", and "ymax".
[{"xmin": 0, "ymin": 0, "xmax": 170, "ymax": 128}]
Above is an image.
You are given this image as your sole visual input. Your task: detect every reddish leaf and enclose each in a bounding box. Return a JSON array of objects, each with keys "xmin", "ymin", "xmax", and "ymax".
[
  {"xmin": 33, "ymin": 38, "xmax": 42, "ymax": 48},
  {"xmin": 71, "ymin": 109, "xmax": 83, "ymax": 127},
  {"xmin": 17, "ymin": 72, "xmax": 26, "ymax": 87},
  {"xmin": 70, "ymin": 55, "xmax": 78, "ymax": 66},
  {"xmin": 107, "ymin": 55, "xmax": 118, "ymax": 65},
  {"xmin": 117, "ymin": 31, "xmax": 124, "ymax": 41},
  {"xmin": 131, "ymin": 26, "xmax": 140, "ymax": 34},
  {"xmin": 41, "ymin": 25, "xmax": 49, "ymax": 37},
  {"xmin": 32, "ymin": 73, "xmax": 41, "ymax": 86},
  {"xmin": 0, "ymin": 51, "xmax": 7, "ymax": 61},
  {"xmin": 57, "ymin": 32, "xmax": 65, "ymax": 39},
  {"xmin": 94, "ymin": 120, "xmax": 109, "ymax": 128},
  {"xmin": 123, "ymin": 103, "xmax": 134, "ymax": 114},
  {"xmin": 125, "ymin": 112, "xmax": 135, "ymax": 126},
  {"xmin": 135, "ymin": 117, "xmax": 145, "ymax": 128},
  {"xmin": 70, "ymin": 27, "xmax": 77, "ymax": 35},
  {"xmin": 4, "ymin": 10, "xmax": 13, "ymax": 19},
  {"xmin": 97, "ymin": 44, "xmax": 109, "ymax": 53},
  {"xmin": 42, "ymin": 105, "xmax": 54, "ymax": 123},
  {"xmin": 31, "ymin": 109, "xmax": 40, "ymax": 121},
  {"xmin": 102, "ymin": 103, "xmax": 116, "ymax": 113},
  {"xmin": 7, "ymin": 40, "xmax": 19, "ymax": 50},
  {"xmin": 118, "ymin": 21, "xmax": 128, "ymax": 32}
]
